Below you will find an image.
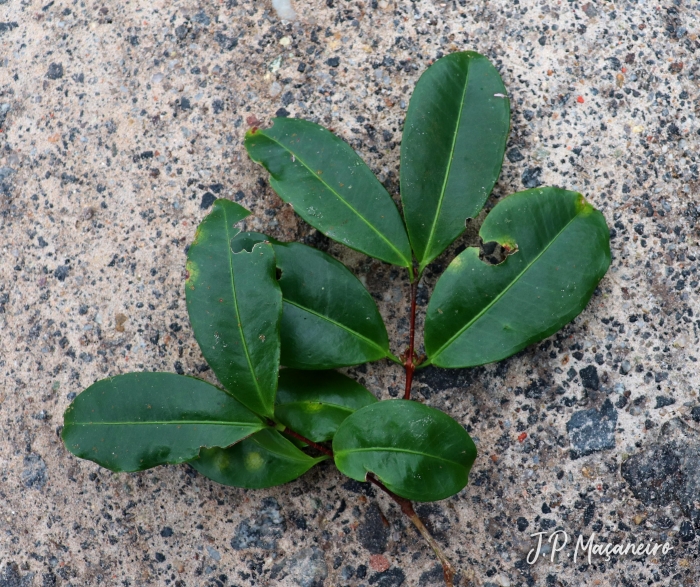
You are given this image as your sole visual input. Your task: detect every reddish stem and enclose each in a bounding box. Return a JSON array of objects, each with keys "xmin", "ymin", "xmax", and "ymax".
[
  {"xmin": 403, "ymin": 278, "xmax": 418, "ymax": 399},
  {"xmin": 367, "ymin": 475, "xmax": 456, "ymax": 587},
  {"xmin": 279, "ymin": 426, "xmax": 334, "ymax": 457},
  {"xmin": 275, "ymin": 425, "xmax": 455, "ymax": 582}
]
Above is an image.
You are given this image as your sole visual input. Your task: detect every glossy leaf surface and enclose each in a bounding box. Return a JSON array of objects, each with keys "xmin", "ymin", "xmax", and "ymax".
[
  {"xmin": 276, "ymin": 241, "xmax": 395, "ymax": 368},
  {"xmin": 333, "ymin": 400, "xmax": 476, "ymax": 501},
  {"xmin": 233, "ymin": 232, "xmax": 396, "ymax": 369},
  {"xmin": 191, "ymin": 429, "xmax": 326, "ymax": 488},
  {"xmin": 62, "ymin": 373, "xmax": 264, "ymax": 472},
  {"xmin": 186, "ymin": 199, "xmax": 282, "ymax": 418},
  {"xmin": 401, "ymin": 51, "xmax": 510, "ymax": 271},
  {"xmin": 424, "ymin": 187, "xmax": 611, "ymax": 368},
  {"xmin": 275, "ymin": 369, "xmax": 377, "ymax": 442},
  {"xmin": 245, "ymin": 118, "xmax": 412, "ymax": 272}
]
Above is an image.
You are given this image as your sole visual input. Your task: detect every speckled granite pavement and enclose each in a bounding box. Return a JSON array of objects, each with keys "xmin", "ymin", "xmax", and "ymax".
[{"xmin": 1, "ymin": 1, "xmax": 700, "ymax": 585}]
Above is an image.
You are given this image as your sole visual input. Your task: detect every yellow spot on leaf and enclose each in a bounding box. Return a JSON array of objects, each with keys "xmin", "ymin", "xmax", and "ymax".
[
  {"xmin": 303, "ymin": 402, "xmax": 324, "ymax": 413},
  {"xmin": 245, "ymin": 451, "xmax": 265, "ymax": 471},
  {"xmin": 575, "ymin": 193, "xmax": 594, "ymax": 215},
  {"xmin": 186, "ymin": 260, "xmax": 198, "ymax": 287}
]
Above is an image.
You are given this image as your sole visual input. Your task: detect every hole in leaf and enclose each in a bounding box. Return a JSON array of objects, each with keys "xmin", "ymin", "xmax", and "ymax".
[
  {"xmin": 479, "ymin": 240, "xmax": 517, "ymax": 266},
  {"xmin": 462, "ymin": 213, "xmax": 517, "ymax": 266},
  {"xmin": 276, "ymin": 267, "xmax": 283, "ymax": 280},
  {"xmin": 231, "ymin": 232, "xmax": 266, "ymax": 253}
]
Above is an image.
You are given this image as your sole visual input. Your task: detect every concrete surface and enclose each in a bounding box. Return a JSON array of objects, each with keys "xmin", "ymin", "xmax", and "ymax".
[{"xmin": 1, "ymin": 0, "xmax": 700, "ymax": 585}]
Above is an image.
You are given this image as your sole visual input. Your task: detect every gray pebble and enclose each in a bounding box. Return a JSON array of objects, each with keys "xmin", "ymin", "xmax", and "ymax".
[
  {"xmin": 21, "ymin": 454, "xmax": 47, "ymax": 490},
  {"xmin": 231, "ymin": 497, "xmax": 286, "ymax": 551},
  {"xmin": 566, "ymin": 399, "xmax": 617, "ymax": 459},
  {"xmin": 46, "ymin": 63, "xmax": 63, "ymax": 80}
]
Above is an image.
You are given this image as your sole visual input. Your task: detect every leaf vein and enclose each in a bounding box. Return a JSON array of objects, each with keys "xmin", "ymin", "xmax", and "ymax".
[
  {"xmin": 283, "ymin": 299, "xmax": 388, "ymax": 357},
  {"xmin": 68, "ymin": 421, "xmax": 263, "ymax": 427},
  {"xmin": 420, "ymin": 63, "xmax": 471, "ymax": 268},
  {"xmin": 261, "ymin": 132, "xmax": 411, "ymax": 268},
  {"xmin": 223, "ymin": 205, "xmax": 269, "ymax": 414},
  {"xmin": 336, "ymin": 447, "xmax": 464, "ymax": 468}
]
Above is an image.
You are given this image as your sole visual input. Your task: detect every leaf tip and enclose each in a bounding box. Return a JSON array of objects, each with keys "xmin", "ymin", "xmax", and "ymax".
[
  {"xmin": 575, "ymin": 193, "xmax": 594, "ymax": 215},
  {"xmin": 244, "ymin": 127, "xmax": 261, "ymax": 147}
]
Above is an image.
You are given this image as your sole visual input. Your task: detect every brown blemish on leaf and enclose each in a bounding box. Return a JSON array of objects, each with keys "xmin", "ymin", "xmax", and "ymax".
[
  {"xmin": 191, "ymin": 227, "xmax": 202, "ymax": 246},
  {"xmin": 185, "ymin": 260, "xmax": 198, "ymax": 289}
]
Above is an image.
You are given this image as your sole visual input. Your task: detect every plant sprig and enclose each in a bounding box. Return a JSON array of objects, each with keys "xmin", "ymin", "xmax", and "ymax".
[{"xmin": 62, "ymin": 51, "xmax": 611, "ymax": 586}]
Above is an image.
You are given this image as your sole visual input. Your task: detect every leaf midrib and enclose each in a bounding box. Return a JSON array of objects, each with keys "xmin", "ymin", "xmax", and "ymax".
[
  {"xmin": 429, "ymin": 210, "xmax": 583, "ymax": 362},
  {"xmin": 223, "ymin": 205, "xmax": 270, "ymax": 415},
  {"xmin": 335, "ymin": 446, "xmax": 464, "ymax": 468},
  {"xmin": 283, "ymin": 298, "xmax": 388, "ymax": 357},
  {"xmin": 253, "ymin": 436, "xmax": 323, "ymax": 464},
  {"xmin": 262, "ymin": 450, "xmax": 321, "ymax": 464},
  {"xmin": 419, "ymin": 61, "xmax": 472, "ymax": 269},
  {"xmin": 67, "ymin": 420, "xmax": 263, "ymax": 427},
  {"xmin": 260, "ymin": 131, "xmax": 411, "ymax": 268}
]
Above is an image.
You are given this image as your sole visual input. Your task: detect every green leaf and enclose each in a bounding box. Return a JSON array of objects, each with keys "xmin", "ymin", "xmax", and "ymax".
[
  {"xmin": 190, "ymin": 429, "xmax": 327, "ymax": 488},
  {"xmin": 233, "ymin": 232, "xmax": 397, "ymax": 369},
  {"xmin": 275, "ymin": 239, "xmax": 395, "ymax": 368},
  {"xmin": 424, "ymin": 187, "xmax": 611, "ymax": 368},
  {"xmin": 333, "ymin": 400, "xmax": 476, "ymax": 502},
  {"xmin": 62, "ymin": 372, "xmax": 265, "ymax": 472},
  {"xmin": 186, "ymin": 199, "xmax": 282, "ymax": 418},
  {"xmin": 400, "ymin": 51, "xmax": 511, "ymax": 272},
  {"xmin": 245, "ymin": 118, "xmax": 413, "ymax": 273},
  {"xmin": 275, "ymin": 369, "xmax": 378, "ymax": 442}
]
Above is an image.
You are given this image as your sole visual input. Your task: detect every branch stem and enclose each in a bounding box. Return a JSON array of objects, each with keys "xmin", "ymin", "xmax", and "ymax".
[
  {"xmin": 367, "ymin": 475, "xmax": 456, "ymax": 587},
  {"xmin": 274, "ymin": 267, "xmax": 454, "ymax": 584},
  {"xmin": 275, "ymin": 424, "xmax": 455, "ymax": 582},
  {"xmin": 278, "ymin": 425, "xmax": 334, "ymax": 457},
  {"xmin": 403, "ymin": 278, "xmax": 418, "ymax": 399}
]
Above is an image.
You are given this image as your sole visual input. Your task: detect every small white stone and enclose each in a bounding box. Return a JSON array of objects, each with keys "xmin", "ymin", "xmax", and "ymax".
[
  {"xmin": 271, "ymin": 0, "xmax": 297, "ymax": 21},
  {"xmin": 269, "ymin": 82, "xmax": 282, "ymax": 98}
]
